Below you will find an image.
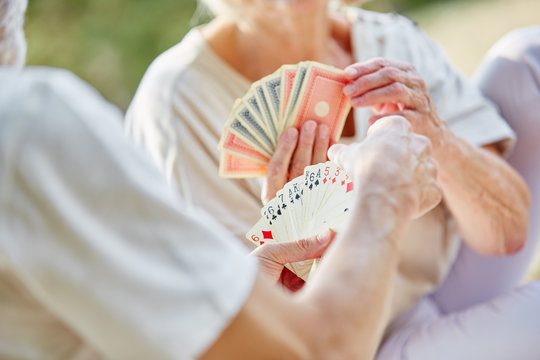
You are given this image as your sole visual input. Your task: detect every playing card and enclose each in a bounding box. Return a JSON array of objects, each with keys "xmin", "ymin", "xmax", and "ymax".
[
  {"xmin": 261, "ymin": 71, "xmax": 282, "ymax": 132},
  {"xmin": 253, "ymin": 80, "xmax": 279, "ymax": 145},
  {"xmin": 302, "ymin": 163, "xmax": 327, "ymax": 235},
  {"xmin": 243, "ymin": 94, "xmax": 276, "ymax": 145},
  {"xmin": 281, "ymin": 62, "xmax": 309, "ymax": 133},
  {"xmin": 282, "ymin": 175, "xmax": 305, "ymax": 239},
  {"xmin": 247, "ymin": 161, "xmax": 354, "ymax": 281},
  {"xmin": 246, "ymin": 217, "xmax": 276, "ymax": 247},
  {"xmin": 220, "ymin": 130, "xmax": 270, "ymax": 165},
  {"xmin": 219, "ymin": 61, "xmax": 352, "ymax": 179},
  {"xmin": 287, "ymin": 63, "xmax": 351, "ymax": 142},
  {"xmin": 218, "ymin": 151, "xmax": 267, "ymax": 178},
  {"xmin": 233, "ymin": 103, "xmax": 275, "ymax": 154},
  {"xmin": 220, "ymin": 113, "xmax": 272, "ymax": 158},
  {"xmin": 279, "ymin": 65, "xmax": 297, "ymax": 128}
]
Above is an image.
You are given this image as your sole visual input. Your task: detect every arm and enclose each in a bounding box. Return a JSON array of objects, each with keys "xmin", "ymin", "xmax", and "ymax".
[
  {"xmin": 435, "ymin": 135, "xmax": 530, "ymax": 255},
  {"xmin": 343, "ymin": 58, "xmax": 531, "ymax": 256},
  {"xmin": 202, "ymin": 116, "xmax": 442, "ymax": 359}
]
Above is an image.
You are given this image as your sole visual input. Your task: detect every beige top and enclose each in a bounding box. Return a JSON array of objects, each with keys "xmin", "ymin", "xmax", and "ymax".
[
  {"xmin": 126, "ymin": 9, "xmax": 515, "ymax": 322},
  {"xmin": 0, "ymin": 67, "xmax": 257, "ymax": 359}
]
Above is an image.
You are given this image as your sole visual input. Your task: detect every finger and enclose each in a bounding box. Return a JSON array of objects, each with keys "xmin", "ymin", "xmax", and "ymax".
[
  {"xmin": 327, "ymin": 143, "xmax": 347, "ymax": 168},
  {"xmin": 262, "ymin": 128, "xmax": 298, "ymax": 203},
  {"xmin": 366, "ymin": 115, "xmax": 411, "ymax": 138},
  {"xmin": 312, "ymin": 124, "xmax": 330, "ymax": 164},
  {"xmin": 252, "ymin": 229, "xmax": 335, "ymax": 265},
  {"xmin": 290, "ymin": 120, "xmax": 317, "ymax": 178},
  {"xmin": 350, "ymin": 82, "xmax": 422, "ymax": 109},
  {"xmin": 344, "ymin": 57, "xmax": 415, "ymax": 80},
  {"xmin": 344, "ymin": 66, "xmax": 417, "ymax": 98}
]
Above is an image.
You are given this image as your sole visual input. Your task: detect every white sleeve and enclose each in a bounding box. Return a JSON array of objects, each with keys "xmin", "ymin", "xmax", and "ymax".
[{"xmin": 0, "ymin": 68, "xmax": 258, "ymax": 359}]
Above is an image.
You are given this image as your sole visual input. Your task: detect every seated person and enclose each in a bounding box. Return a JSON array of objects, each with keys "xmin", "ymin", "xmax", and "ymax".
[
  {"xmin": 126, "ymin": 0, "xmax": 531, "ymax": 351},
  {"xmin": 0, "ymin": 0, "xmax": 441, "ymax": 358}
]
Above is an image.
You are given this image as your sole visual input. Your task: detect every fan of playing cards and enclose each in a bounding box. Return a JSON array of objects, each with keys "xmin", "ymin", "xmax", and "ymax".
[
  {"xmin": 246, "ymin": 161, "xmax": 355, "ymax": 280},
  {"xmin": 219, "ymin": 61, "xmax": 352, "ymax": 178}
]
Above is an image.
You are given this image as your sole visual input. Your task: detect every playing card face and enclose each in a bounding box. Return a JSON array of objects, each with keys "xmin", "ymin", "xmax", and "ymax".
[
  {"xmin": 303, "ymin": 163, "xmax": 326, "ymax": 229},
  {"xmin": 246, "ymin": 217, "xmax": 276, "ymax": 246},
  {"xmin": 287, "ymin": 63, "xmax": 351, "ymax": 142},
  {"xmin": 283, "ymin": 175, "xmax": 304, "ymax": 238},
  {"xmin": 247, "ymin": 160, "xmax": 354, "ymax": 280}
]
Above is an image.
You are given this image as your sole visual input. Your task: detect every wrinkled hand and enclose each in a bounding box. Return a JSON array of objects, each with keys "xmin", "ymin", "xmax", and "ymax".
[
  {"xmin": 251, "ymin": 230, "xmax": 335, "ymax": 291},
  {"xmin": 343, "ymin": 58, "xmax": 448, "ymax": 153},
  {"xmin": 328, "ymin": 116, "xmax": 442, "ymax": 220},
  {"xmin": 262, "ymin": 120, "xmax": 331, "ymax": 204}
]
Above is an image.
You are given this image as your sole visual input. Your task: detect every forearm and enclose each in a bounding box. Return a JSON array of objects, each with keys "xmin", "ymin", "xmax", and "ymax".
[
  {"xmin": 297, "ymin": 196, "xmax": 404, "ymax": 359},
  {"xmin": 202, "ymin": 197, "xmax": 405, "ymax": 360},
  {"xmin": 435, "ymin": 130, "xmax": 531, "ymax": 255}
]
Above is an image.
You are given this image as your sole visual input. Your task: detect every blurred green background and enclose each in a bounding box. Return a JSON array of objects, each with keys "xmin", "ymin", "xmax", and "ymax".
[
  {"xmin": 24, "ymin": 0, "xmax": 540, "ymax": 280},
  {"xmin": 25, "ymin": 0, "xmax": 540, "ymax": 111}
]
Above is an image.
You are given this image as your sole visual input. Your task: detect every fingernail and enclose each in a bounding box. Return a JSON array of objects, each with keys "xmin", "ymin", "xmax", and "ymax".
[
  {"xmin": 343, "ymin": 84, "xmax": 355, "ymax": 96},
  {"xmin": 318, "ymin": 124, "xmax": 329, "ymax": 138},
  {"xmin": 304, "ymin": 120, "xmax": 317, "ymax": 134},
  {"xmin": 317, "ymin": 231, "xmax": 330, "ymax": 244},
  {"xmin": 285, "ymin": 127, "xmax": 298, "ymax": 141},
  {"xmin": 327, "ymin": 144, "xmax": 344, "ymax": 161},
  {"xmin": 345, "ymin": 67, "xmax": 358, "ymax": 77}
]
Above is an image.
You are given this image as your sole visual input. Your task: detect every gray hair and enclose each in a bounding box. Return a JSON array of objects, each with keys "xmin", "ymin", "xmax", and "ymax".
[{"xmin": 0, "ymin": 0, "xmax": 28, "ymax": 68}]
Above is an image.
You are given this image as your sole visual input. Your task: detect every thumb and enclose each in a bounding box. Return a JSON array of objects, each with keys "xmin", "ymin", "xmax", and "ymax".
[
  {"xmin": 253, "ymin": 229, "xmax": 335, "ymax": 265},
  {"xmin": 328, "ymin": 144, "xmax": 347, "ymax": 168}
]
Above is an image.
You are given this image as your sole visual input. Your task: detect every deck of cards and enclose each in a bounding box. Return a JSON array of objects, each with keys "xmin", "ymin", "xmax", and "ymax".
[
  {"xmin": 247, "ymin": 161, "xmax": 355, "ymax": 280},
  {"xmin": 219, "ymin": 61, "xmax": 352, "ymax": 178}
]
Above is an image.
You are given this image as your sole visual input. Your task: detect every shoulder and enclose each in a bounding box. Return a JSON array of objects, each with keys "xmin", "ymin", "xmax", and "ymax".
[
  {"xmin": 346, "ymin": 7, "xmax": 445, "ymax": 72},
  {"xmin": 129, "ymin": 29, "xmax": 213, "ymax": 108},
  {"xmin": 346, "ymin": 7, "xmax": 420, "ymax": 34},
  {"xmin": 0, "ymin": 67, "xmax": 122, "ymax": 127},
  {"xmin": 485, "ymin": 26, "xmax": 540, "ymax": 62}
]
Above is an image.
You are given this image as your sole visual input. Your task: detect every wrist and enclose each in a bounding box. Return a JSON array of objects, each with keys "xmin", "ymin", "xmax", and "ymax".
[
  {"xmin": 345, "ymin": 191, "xmax": 409, "ymax": 251},
  {"xmin": 431, "ymin": 129, "xmax": 466, "ymax": 183},
  {"xmin": 430, "ymin": 120, "xmax": 453, "ymax": 161}
]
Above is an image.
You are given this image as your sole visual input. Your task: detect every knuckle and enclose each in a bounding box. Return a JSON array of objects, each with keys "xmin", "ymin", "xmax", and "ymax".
[
  {"xmin": 387, "ymin": 115, "xmax": 410, "ymax": 129},
  {"xmin": 405, "ymin": 63, "xmax": 417, "ymax": 72},
  {"xmin": 388, "ymin": 82, "xmax": 405, "ymax": 96},
  {"xmin": 416, "ymin": 77, "xmax": 427, "ymax": 90},
  {"xmin": 297, "ymin": 238, "xmax": 312, "ymax": 252},
  {"xmin": 267, "ymin": 162, "xmax": 282, "ymax": 179},
  {"xmin": 383, "ymin": 67, "xmax": 400, "ymax": 81},
  {"xmin": 376, "ymin": 57, "xmax": 389, "ymax": 67},
  {"xmin": 292, "ymin": 162, "xmax": 308, "ymax": 177}
]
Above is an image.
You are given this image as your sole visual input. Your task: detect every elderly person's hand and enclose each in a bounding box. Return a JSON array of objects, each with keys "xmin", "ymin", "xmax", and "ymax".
[
  {"xmin": 250, "ymin": 230, "xmax": 335, "ymax": 291},
  {"xmin": 261, "ymin": 120, "xmax": 331, "ymax": 204},
  {"xmin": 328, "ymin": 115, "xmax": 442, "ymax": 220},
  {"xmin": 343, "ymin": 58, "xmax": 448, "ymax": 154}
]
